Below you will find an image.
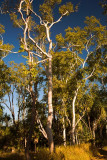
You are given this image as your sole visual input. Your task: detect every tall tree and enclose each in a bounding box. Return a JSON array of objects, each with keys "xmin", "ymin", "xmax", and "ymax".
[
  {"xmin": 8, "ymin": 0, "xmax": 77, "ymax": 155},
  {"xmin": 54, "ymin": 16, "xmax": 107, "ymax": 144}
]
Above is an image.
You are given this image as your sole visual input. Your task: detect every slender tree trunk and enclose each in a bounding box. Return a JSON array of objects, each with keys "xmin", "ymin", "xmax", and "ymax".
[
  {"xmin": 87, "ymin": 114, "xmax": 91, "ymax": 132},
  {"xmin": 46, "ymin": 57, "xmax": 54, "ymax": 153},
  {"xmin": 105, "ymin": 118, "xmax": 107, "ymax": 136},
  {"xmin": 25, "ymin": 90, "xmax": 36, "ymax": 160},
  {"xmin": 72, "ymin": 94, "xmax": 76, "ymax": 145},
  {"xmin": 25, "ymin": 79, "xmax": 38, "ymax": 160},
  {"xmin": 100, "ymin": 125, "xmax": 103, "ymax": 138},
  {"xmin": 12, "ymin": 112, "xmax": 16, "ymax": 126},
  {"xmin": 92, "ymin": 121, "xmax": 96, "ymax": 146},
  {"xmin": 71, "ymin": 87, "xmax": 79, "ymax": 145},
  {"xmin": 75, "ymin": 132, "xmax": 78, "ymax": 145},
  {"xmin": 92, "ymin": 116, "xmax": 101, "ymax": 146},
  {"xmin": 63, "ymin": 117, "xmax": 66, "ymax": 146}
]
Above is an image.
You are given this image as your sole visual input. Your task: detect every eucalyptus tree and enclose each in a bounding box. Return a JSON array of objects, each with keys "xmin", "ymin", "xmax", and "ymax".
[
  {"xmin": 2, "ymin": 0, "xmax": 78, "ymax": 155},
  {"xmin": 54, "ymin": 16, "xmax": 107, "ymax": 144}
]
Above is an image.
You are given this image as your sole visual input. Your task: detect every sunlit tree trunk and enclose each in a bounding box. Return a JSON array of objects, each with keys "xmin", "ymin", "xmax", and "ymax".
[
  {"xmin": 46, "ymin": 57, "xmax": 54, "ymax": 153},
  {"xmin": 72, "ymin": 112, "xmax": 75, "ymax": 144},
  {"xmin": 63, "ymin": 117, "xmax": 66, "ymax": 146},
  {"xmin": 71, "ymin": 92, "xmax": 76, "ymax": 144},
  {"xmin": 71, "ymin": 87, "xmax": 79, "ymax": 144},
  {"xmin": 75, "ymin": 132, "xmax": 78, "ymax": 145}
]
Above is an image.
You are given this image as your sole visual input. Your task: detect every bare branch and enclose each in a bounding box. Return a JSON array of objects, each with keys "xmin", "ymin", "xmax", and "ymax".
[
  {"xmin": 30, "ymin": 0, "xmax": 33, "ymax": 3},
  {"xmin": 83, "ymin": 35, "xmax": 95, "ymax": 68},
  {"xmin": 49, "ymin": 11, "xmax": 69, "ymax": 28},
  {"xmin": 75, "ymin": 110, "xmax": 86, "ymax": 128},
  {"xmin": 1, "ymin": 101, "xmax": 13, "ymax": 114},
  {"xmin": 81, "ymin": 119, "xmax": 90, "ymax": 130},
  {"xmin": 30, "ymin": 51, "xmax": 42, "ymax": 58},
  {"xmin": 36, "ymin": 58, "xmax": 49, "ymax": 64},
  {"xmin": 18, "ymin": 0, "xmax": 26, "ymax": 23},
  {"xmin": 14, "ymin": 20, "xmax": 24, "ymax": 30},
  {"xmin": 65, "ymin": 111, "xmax": 71, "ymax": 127},
  {"xmin": 28, "ymin": 34, "xmax": 51, "ymax": 58},
  {"xmin": 29, "ymin": 7, "xmax": 43, "ymax": 25},
  {"xmin": 84, "ymin": 68, "xmax": 95, "ymax": 80},
  {"xmin": 36, "ymin": 110, "xmax": 48, "ymax": 139},
  {"xmin": 0, "ymin": 48, "xmax": 18, "ymax": 54},
  {"xmin": 25, "ymin": 87, "xmax": 30, "ymax": 93}
]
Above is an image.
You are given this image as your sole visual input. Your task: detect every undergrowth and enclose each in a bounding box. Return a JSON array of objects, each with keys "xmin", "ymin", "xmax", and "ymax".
[{"xmin": 0, "ymin": 143, "xmax": 106, "ymax": 160}]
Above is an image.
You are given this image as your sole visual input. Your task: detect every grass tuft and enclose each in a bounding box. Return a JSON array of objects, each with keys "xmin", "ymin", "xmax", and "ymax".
[{"xmin": 0, "ymin": 143, "xmax": 106, "ymax": 160}]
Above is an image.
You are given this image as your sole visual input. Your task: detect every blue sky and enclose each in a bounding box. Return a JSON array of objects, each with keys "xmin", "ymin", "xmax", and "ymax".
[{"xmin": 0, "ymin": 0, "xmax": 106, "ymax": 119}]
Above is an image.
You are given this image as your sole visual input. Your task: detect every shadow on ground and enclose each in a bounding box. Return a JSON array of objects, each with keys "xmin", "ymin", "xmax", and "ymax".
[
  {"xmin": 97, "ymin": 148, "xmax": 107, "ymax": 159},
  {"xmin": 0, "ymin": 153, "xmax": 25, "ymax": 160}
]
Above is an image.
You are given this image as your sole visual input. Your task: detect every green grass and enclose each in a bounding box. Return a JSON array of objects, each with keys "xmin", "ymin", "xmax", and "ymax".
[{"xmin": 0, "ymin": 143, "xmax": 106, "ymax": 160}]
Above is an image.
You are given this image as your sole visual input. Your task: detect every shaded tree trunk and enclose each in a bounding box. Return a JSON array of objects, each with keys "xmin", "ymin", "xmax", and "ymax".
[
  {"xmin": 92, "ymin": 115, "xmax": 101, "ymax": 146},
  {"xmin": 87, "ymin": 114, "xmax": 91, "ymax": 132},
  {"xmin": 25, "ymin": 77, "xmax": 38, "ymax": 160},
  {"xmin": 25, "ymin": 89, "xmax": 36, "ymax": 160},
  {"xmin": 92, "ymin": 121, "xmax": 96, "ymax": 146}
]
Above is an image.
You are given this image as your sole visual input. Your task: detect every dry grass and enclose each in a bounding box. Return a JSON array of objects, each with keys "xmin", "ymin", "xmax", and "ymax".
[{"xmin": 0, "ymin": 143, "xmax": 107, "ymax": 160}]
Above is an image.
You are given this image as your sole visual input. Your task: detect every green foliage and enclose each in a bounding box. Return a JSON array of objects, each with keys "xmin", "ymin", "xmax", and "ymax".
[
  {"xmin": 39, "ymin": 0, "xmax": 62, "ymax": 22},
  {"xmin": 84, "ymin": 16, "xmax": 106, "ymax": 45},
  {"xmin": 0, "ymin": 24, "xmax": 14, "ymax": 59},
  {"xmin": 59, "ymin": 2, "xmax": 74, "ymax": 15},
  {"xmin": 65, "ymin": 27, "xmax": 87, "ymax": 53},
  {"xmin": 0, "ymin": 0, "xmax": 107, "ymax": 154},
  {"xmin": 0, "ymin": 105, "xmax": 4, "ymax": 123},
  {"xmin": 100, "ymin": 0, "xmax": 107, "ymax": 15},
  {"xmin": 0, "ymin": 24, "xmax": 5, "ymax": 34},
  {"xmin": 55, "ymin": 33, "xmax": 65, "ymax": 47},
  {"xmin": 9, "ymin": 62, "xmax": 39, "ymax": 88},
  {"xmin": 10, "ymin": 13, "xmax": 24, "ymax": 28},
  {"xmin": 39, "ymin": 0, "xmax": 74, "ymax": 23},
  {"xmin": 0, "ymin": 61, "xmax": 10, "ymax": 98}
]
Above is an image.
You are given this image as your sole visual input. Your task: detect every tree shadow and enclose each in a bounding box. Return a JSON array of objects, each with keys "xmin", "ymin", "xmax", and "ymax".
[
  {"xmin": 0, "ymin": 153, "xmax": 25, "ymax": 160},
  {"xmin": 89, "ymin": 144, "xmax": 107, "ymax": 160},
  {"xmin": 98, "ymin": 148, "xmax": 107, "ymax": 159}
]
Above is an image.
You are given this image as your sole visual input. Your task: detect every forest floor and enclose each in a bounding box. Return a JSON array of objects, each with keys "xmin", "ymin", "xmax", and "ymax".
[
  {"xmin": 94, "ymin": 147, "xmax": 107, "ymax": 160},
  {"xmin": 0, "ymin": 145, "xmax": 107, "ymax": 160}
]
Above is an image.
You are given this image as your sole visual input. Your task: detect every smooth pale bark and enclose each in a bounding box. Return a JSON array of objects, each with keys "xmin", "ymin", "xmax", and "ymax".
[
  {"xmin": 75, "ymin": 132, "xmax": 78, "ymax": 145},
  {"xmin": 18, "ymin": 0, "xmax": 70, "ymax": 154},
  {"xmin": 71, "ymin": 87, "xmax": 79, "ymax": 144},
  {"xmin": 72, "ymin": 92, "xmax": 76, "ymax": 144},
  {"xmin": 63, "ymin": 117, "xmax": 66, "ymax": 146},
  {"xmin": 46, "ymin": 57, "xmax": 54, "ymax": 153}
]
